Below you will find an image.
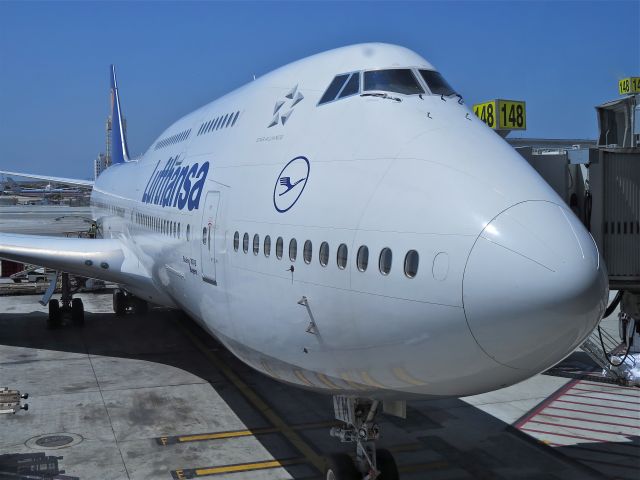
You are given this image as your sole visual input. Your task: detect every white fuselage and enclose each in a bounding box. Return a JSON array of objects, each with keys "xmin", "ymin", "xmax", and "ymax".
[{"xmin": 90, "ymin": 44, "xmax": 608, "ymax": 399}]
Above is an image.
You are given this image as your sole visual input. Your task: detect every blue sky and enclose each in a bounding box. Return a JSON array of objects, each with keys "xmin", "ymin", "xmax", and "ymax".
[{"xmin": 1, "ymin": 0, "xmax": 638, "ymax": 179}]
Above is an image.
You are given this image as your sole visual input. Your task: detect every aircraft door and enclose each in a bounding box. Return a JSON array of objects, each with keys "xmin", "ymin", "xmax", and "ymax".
[{"xmin": 201, "ymin": 191, "xmax": 220, "ymax": 285}]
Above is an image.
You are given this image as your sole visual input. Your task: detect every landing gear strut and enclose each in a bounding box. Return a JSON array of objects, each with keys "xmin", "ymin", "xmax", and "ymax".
[
  {"xmin": 112, "ymin": 289, "xmax": 148, "ymax": 316},
  {"xmin": 326, "ymin": 396, "xmax": 398, "ymax": 480},
  {"xmin": 47, "ymin": 272, "xmax": 84, "ymax": 328}
]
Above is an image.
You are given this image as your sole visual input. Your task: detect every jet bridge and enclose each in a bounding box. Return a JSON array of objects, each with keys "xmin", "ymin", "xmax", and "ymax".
[{"xmin": 513, "ymin": 93, "xmax": 640, "ymax": 386}]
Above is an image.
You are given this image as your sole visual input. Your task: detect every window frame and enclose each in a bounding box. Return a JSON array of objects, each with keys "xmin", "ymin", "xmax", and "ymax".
[
  {"xmin": 253, "ymin": 234, "xmax": 260, "ymax": 255},
  {"xmin": 317, "ymin": 70, "xmax": 361, "ymax": 106},
  {"xmin": 337, "ymin": 243, "xmax": 348, "ymax": 270},
  {"xmin": 264, "ymin": 235, "xmax": 271, "ymax": 257},
  {"xmin": 379, "ymin": 247, "xmax": 392, "ymax": 275},
  {"xmin": 356, "ymin": 245, "xmax": 369, "ymax": 272},
  {"xmin": 417, "ymin": 69, "xmax": 457, "ymax": 97},
  {"xmin": 319, "ymin": 241, "xmax": 329, "ymax": 267},
  {"xmin": 303, "ymin": 240, "xmax": 312, "ymax": 264},
  {"xmin": 242, "ymin": 232, "xmax": 249, "ymax": 253},
  {"xmin": 404, "ymin": 250, "xmax": 419, "ymax": 278},
  {"xmin": 363, "ymin": 67, "xmax": 425, "ymax": 96},
  {"xmin": 289, "ymin": 238, "xmax": 297, "ymax": 262},
  {"xmin": 276, "ymin": 237, "xmax": 284, "ymax": 260}
]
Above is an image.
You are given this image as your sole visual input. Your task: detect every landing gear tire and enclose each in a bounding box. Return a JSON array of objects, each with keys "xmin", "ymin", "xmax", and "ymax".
[
  {"xmin": 113, "ymin": 289, "xmax": 126, "ymax": 316},
  {"xmin": 47, "ymin": 299, "xmax": 61, "ymax": 329},
  {"xmin": 324, "ymin": 453, "xmax": 360, "ymax": 480},
  {"xmin": 375, "ymin": 449, "xmax": 399, "ymax": 480},
  {"xmin": 71, "ymin": 298, "xmax": 85, "ymax": 326}
]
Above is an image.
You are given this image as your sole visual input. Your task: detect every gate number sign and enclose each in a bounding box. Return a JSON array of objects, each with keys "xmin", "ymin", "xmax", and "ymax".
[{"xmin": 473, "ymin": 99, "xmax": 526, "ymax": 130}]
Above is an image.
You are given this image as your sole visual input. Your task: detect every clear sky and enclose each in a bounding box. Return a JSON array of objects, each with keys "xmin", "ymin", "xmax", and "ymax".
[{"xmin": 1, "ymin": 0, "xmax": 638, "ymax": 179}]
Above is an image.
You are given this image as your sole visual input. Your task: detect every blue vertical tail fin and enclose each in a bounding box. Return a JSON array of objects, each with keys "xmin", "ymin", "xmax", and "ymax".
[{"xmin": 110, "ymin": 65, "xmax": 129, "ymax": 164}]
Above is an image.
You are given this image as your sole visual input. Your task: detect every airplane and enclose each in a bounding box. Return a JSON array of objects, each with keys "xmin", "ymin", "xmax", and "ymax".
[
  {"xmin": 0, "ymin": 43, "xmax": 609, "ymax": 479},
  {"xmin": 1, "ymin": 176, "xmax": 88, "ymax": 197}
]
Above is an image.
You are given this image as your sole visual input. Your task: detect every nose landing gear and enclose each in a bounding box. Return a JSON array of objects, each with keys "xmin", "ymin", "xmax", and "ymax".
[{"xmin": 326, "ymin": 396, "xmax": 399, "ymax": 480}]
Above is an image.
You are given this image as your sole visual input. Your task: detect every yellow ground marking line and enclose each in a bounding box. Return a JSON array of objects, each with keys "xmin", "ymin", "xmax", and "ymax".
[
  {"xmin": 179, "ymin": 428, "xmax": 272, "ymax": 442},
  {"xmin": 159, "ymin": 421, "xmax": 339, "ymax": 446},
  {"xmin": 176, "ymin": 321, "xmax": 325, "ymax": 471},
  {"xmin": 360, "ymin": 370, "xmax": 386, "ymax": 389},
  {"xmin": 392, "ymin": 366, "xmax": 425, "ymax": 387},
  {"xmin": 316, "ymin": 372, "xmax": 340, "ymax": 390},
  {"xmin": 195, "ymin": 457, "xmax": 305, "ymax": 476},
  {"xmin": 294, "ymin": 369, "xmax": 316, "ymax": 387}
]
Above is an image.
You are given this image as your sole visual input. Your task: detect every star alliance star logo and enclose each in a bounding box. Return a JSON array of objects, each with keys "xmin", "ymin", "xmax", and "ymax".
[{"xmin": 268, "ymin": 85, "xmax": 304, "ymax": 128}]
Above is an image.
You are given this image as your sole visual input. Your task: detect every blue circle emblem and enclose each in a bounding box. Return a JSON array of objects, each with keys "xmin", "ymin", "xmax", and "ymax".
[{"xmin": 273, "ymin": 156, "xmax": 310, "ymax": 213}]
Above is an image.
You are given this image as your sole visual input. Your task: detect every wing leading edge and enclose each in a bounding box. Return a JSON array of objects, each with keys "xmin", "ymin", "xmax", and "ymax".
[{"xmin": 0, "ymin": 233, "xmax": 161, "ymax": 300}]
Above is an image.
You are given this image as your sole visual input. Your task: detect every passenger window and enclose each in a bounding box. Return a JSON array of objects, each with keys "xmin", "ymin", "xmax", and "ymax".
[
  {"xmin": 338, "ymin": 73, "xmax": 360, "ymax": 99},
  {"xmin": 404, "ymin": 250, "xmax": 419, "ymax": 278},
  {"xmin": 364, "ymin": 69, "xmax": 424, "ymax": 95},
  {"xmin": 202, "ymin": 227, "xmax": 207, "ymax": 245},
  {"xmin": 231, "ymin": 111, "xmax": 240, "ymax": 126},
  {"xmin": 337, "ymin": 244, "xmax": 348, "ymax": 270},
  {"xmin": 379, "ymin": 248, "xmax": 392, "ymax": 275},
  {"xmin": 243, "ymin": 233, "xmax": 249, "ymax": 253},
  {"xmin": 319, "ymin": 241, "xmax": 329, "ymax": 267},
  {"xmin": 253, "ymin": 234, "xmax": 260, "ymax": 255},
  {"xmin": 264, "ymin": 235, "xmax": 271, "ymax": 257},
  {"xmin": 289, "ymin": 238, "xmax": 297, "ymax": 261},
  {"xmin": 276, "ymin": 237, "xmax": 284, "ymax": 259},
  {"xmin": 319, "ymin": 74, "xmax": 350, "ymax": 105},
  {"xmin": 219, "ymin": 114, "xmax": 228, "ymax": 129},
  {"xmin": 225, "ymin": 114, "xmax": 233, "ymax": 128},
  {"xmin": 233, "ymin": 231, "xmax": 239, "ymax": 251},
  {"xmin": 419, "ymin": 70, "xmax": 456, "ymax": 96},
  {"xmin": 356, "ymin": 246, "xmax": 369, "ymax": 272},
  {"xmin": 303, "ymin": 240, "xmax": 312, "ymax": 264},
  {"xmin": 177, "ymin": 223, "xmax": 181, "ymax": 238},
  {"xmin": 187, "ymin": 224, "xmax": 191, "ymax": 241}
]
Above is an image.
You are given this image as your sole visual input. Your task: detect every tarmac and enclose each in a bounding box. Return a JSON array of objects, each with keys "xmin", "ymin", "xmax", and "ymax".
[
  {"xmin": 0, "ymin": 292, "xmax": 638, "ymax": 480},
  {"xmin": 0, "ymin": 205, "xmax": 638, "ymax": 479}
]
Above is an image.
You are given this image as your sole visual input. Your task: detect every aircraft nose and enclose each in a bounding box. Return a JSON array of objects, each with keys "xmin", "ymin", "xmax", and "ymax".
[{"xmin": 463, "ymin": 201, "xmax": 609, "ymax": 371}]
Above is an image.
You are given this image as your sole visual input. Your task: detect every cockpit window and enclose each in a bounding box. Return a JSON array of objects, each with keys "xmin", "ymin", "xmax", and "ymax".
[
  {"xmin": 338, "ymin": 73, "xmax": 360, "ymax": 99},
  {"xmin": 419, "ymin": 70, "xmax": 456, "ymax": 96},
  {"xmin": 319, "ymin": 74, "xmax": 350, "ymax": 105},
  {"xmin": 363, "ymin": 69, "xmax": 424, "ymax": 95}
]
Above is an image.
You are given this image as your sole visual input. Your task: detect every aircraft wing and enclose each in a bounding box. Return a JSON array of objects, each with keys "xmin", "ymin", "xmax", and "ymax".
[
  {"xmin": 0, "ymin": 233, "xmax": 152, "ymax": 291},
  {"xmin": 0, "ymin": 170, "xmax": 94, "ymax": 188}
]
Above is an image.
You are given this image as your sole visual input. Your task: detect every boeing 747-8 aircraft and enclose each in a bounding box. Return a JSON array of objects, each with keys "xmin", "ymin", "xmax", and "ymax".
[{"xmin": 0, "ymin": 44, "xmax": 608, "ymax": 479}]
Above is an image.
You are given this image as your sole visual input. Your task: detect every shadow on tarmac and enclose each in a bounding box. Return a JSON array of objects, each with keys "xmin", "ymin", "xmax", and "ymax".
[{"xmin": 0, "ymin": 306, "xmax": 627, "ymax": 480}]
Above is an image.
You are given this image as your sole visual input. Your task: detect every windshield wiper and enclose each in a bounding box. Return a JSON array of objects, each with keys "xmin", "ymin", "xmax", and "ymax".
[{"xmin": 360, "ymin": 92, "xmax": 402, "ymax": 102}]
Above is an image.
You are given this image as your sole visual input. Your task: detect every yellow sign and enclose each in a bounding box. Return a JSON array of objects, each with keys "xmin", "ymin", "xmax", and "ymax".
[
  {"xmin": 473, "ymin": 99, "xmax": 526, "ymax": 130},
  {"xmin": 473, "ymin": 101, "xmax": 497, "ymax": 129},
  {"xmin": 619, "ymin": 77, "xmax": 640, "ymax": 95}
]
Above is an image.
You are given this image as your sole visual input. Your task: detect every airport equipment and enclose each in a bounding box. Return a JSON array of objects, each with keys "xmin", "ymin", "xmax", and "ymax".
[
  {"xmin": 0, "ymin": 387, "xmax": 28, "ymax": 414},
  {"xmin": 0, "ymin": 44, "xmax": 613, "ymax": 477},
  {"xmin": 0, "ymin": 453, "xmax": 73, "ymax": 479},
  {"xmin": 515, "ymin": 92, "xmax": 640, "ymax": 386},
  {"xmin": 10, "ymin": 265, "xmax": 56, "ymax": 283}
]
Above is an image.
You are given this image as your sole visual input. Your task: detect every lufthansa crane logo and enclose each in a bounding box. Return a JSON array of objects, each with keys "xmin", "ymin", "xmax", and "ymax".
[{"xmin": 273, "ymin": 156, "xmax": 310, "ymax": 213}]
